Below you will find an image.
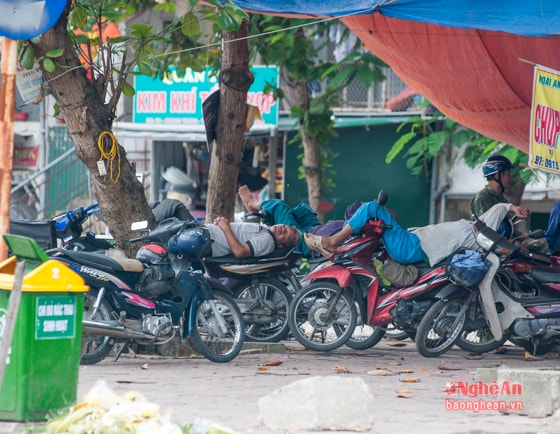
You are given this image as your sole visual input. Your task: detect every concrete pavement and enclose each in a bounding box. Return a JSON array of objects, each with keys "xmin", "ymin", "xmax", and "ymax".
[{"xmin": 2, "ymin": 338, "xmax": 560, "ymax": 433}]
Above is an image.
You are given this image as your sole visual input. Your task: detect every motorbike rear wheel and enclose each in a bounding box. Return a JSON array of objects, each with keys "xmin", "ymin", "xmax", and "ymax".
[
  {"xmin": 455, "ymin": 301, "xmax": 508, "ymax": 353},
  {"xmin": 81, "ymin": 292, "xmax": 114, "ymax": 365},
  {"xmin": 189, "ymin": 289, "xmax": 245, "ymax": 363},
  {"xmin": 233, "ymin": 278, "xmax": 292, "ymax": 343},
  {"xmin": 415, "ymin": 298, "xmax": 467, "ymax": 358},
  {"xmin": 288, "ymin": 281, "xmax": 357, "ymax": 352}
]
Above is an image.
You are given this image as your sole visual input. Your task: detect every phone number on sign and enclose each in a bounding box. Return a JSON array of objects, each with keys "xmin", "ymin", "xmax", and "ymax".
[{"xmin": 533, "ymin": 156, "xmax": 560, "ymax": 170}]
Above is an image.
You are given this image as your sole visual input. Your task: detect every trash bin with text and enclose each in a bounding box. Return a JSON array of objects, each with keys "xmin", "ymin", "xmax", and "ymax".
[{"xmin": 0, "ymin": 236, "xmax": 88, "ymax": 422}]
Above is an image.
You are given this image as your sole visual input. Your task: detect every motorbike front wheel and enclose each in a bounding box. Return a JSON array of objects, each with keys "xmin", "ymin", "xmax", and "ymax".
[
  {"xmin": 342, "ymin": 324, "xmax": 386, "ymax": 350},
  {"xmin": 234, "ymin": 278, "xmax": 292, "ymax": 343},
  {"xmin": 455, "ymin": 301, "xmax": 508, "ymax": 354},
  {"xmin": 415, "ymin": 298, "xmax": 467, "ymax": 358},
  {"xmin": 288, "ymin": 281, "xmax": 357, "ymax": 352},
  {"xmin": 189, "ymin": 290, "xmax": 245, "ymax": 363},
  {"xmin": 81, "ymin": 292, "xmax": 114, "ymax": 365}
]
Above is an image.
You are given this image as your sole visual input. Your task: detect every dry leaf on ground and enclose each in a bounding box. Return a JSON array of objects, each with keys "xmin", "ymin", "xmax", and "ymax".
[
  {"xmin": 399, "ymin": 378, "xmax": 421, "ymax": 383},
  {"xmin": 416, "ymin": 365, "xmax": 431, "ymax": 375},
  {"xmin": 544, "ymin": 352, "xmax": 559, "ymax": 359},
  {"xmin": 464, "ymin": 353, "xmax": 484, "ymax": 360},
  {"xmin": 438, "ymin": 366, "xmax": 462, "ymax": 371},
  {"xmin": 260, "ymin": 360, "xmax": 283, "ymax": 366},
  {"xmin": 400, "ymin": 369, "xmax": 415, "ymax": 374},
  {"xmin": 141, "ymin": 364, "xmax": 149, "ymax": 370},
  {"xmin": 367, "ymin": 369, "xmax": 396, "ymax": 376},
  {"xmin": 523, "ymin": 351, "xmax": 541, "ymax": 361},
  {"xmin": 333, "ymin": 364, "xmax": 350, "ymax": 373},
  {"xmin": 257, "ymin": 366, "xmax": 269, "ymax": 371}
]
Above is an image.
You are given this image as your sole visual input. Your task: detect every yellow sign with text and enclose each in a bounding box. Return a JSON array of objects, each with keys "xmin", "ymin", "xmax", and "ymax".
[{"xmin": 529, "ymin": 65, "xmax": 560, "ymax": 174}]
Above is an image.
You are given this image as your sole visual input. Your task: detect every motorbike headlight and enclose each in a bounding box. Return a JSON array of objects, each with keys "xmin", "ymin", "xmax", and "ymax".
[{"xmin": 475, "ymin": 232, "xmax": 494, "ymax": 251}]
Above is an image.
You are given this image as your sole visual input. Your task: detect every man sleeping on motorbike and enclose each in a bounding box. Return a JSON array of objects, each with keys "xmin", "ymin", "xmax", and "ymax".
[
  {"xmin": 152, "ymin": 198, "xmax": 301, "ymax": 259},
  {"xmin": 304, "ymin": 201, "xmax": 529, "ymax": 267},
  {"xmin": 238, "ymin": 185, "xmax": 362, "ymax": 259}
]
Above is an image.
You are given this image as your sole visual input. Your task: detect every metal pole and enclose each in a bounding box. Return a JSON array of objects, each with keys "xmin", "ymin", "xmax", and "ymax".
[
  {"xmin": 0, "ymin": 261, "xmax": 25, "ymax": 389},
  {"xmin": 0, "ymin": 37, "xmax": 18, "ymax": 260}
]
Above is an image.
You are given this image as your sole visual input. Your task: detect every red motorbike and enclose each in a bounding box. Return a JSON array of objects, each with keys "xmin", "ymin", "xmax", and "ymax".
[{"xmin": 287, "ymin": 191, "xmax": 465, "ymax": 352}]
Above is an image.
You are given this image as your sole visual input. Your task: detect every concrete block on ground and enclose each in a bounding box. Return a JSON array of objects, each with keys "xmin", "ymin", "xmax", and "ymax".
[
  {"xmin": 497, "ymin": 369, "xmax": 560, "ymax": 417},
  {"xmin": 476, "ymin": 367, "xmax": 560, "ymax": 417},
  {"xmin": 258, "ymin": 375, "xmax": 374, "ymax": 431}
]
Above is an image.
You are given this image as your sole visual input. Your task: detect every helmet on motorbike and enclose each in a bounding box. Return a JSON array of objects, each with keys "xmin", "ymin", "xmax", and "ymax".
[
  {"xmin": 167, "ymin": 227, "xmax": 211, "ymax": 256},
  {"xmin": 136, "ymin": 244, "xmax": 171, "ymax": 265},
  {"xmin": 497, "ymin": 217, "xmax": 513, "ymax": 239},
  {"xmin": 482, "ymin": 155, "xmax": 513, "ymax": 178}
]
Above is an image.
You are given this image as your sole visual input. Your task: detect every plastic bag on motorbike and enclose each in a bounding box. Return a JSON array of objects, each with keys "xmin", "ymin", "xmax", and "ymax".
[{"xmin": 446, "ymin": 249, "xmax": 489, "ymax": 287}]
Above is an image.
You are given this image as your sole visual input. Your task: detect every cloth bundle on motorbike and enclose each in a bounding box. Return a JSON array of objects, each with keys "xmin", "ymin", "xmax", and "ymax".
[
  {"xmin": 377, "ymin": 259, "xmax": 419, "ymax": 288},
  {"xmin": 446, "ymin": 249, "xmax": 489, "ymax": 287}
]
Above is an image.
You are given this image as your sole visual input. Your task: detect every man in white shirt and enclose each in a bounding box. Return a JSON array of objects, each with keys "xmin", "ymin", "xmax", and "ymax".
[{"xmin": 208, "ymin": 217, "xmax": 301, "ymax": 258}]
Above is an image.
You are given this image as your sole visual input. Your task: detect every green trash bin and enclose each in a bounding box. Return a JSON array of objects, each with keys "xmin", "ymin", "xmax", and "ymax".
[{"xmin": 0, "ymin": 235, "xmax": 89, "ymax": 422}]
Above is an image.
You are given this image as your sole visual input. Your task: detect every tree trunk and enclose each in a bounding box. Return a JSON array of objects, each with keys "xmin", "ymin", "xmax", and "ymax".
[
  {"xmin": 33, "ymin": 10, "xmax": 155, "ymax": 256},
  {"xmin": 285, "ymin": 78, "xmax": 323, "ymax": 213},
  {"xmin": 205, "ymin": 20, "xmax": 253, "ymax": 222}
]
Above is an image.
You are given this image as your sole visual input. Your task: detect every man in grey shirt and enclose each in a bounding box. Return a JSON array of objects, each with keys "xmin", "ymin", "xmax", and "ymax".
[{"xmin": 207, "ymin": 216, "xmax": 301, "ymax": 258}]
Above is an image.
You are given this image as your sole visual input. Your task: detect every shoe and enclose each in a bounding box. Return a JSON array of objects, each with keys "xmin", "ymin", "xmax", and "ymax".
[{"xmin": 304, "ymin": 233, "xmax": 332, "ymax": 258}]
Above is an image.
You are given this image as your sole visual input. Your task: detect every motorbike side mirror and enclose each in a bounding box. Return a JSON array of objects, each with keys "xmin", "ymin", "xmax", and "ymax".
[{"xmin": 376, "ymin": 190, "xmax": 388, "ymax": 206}]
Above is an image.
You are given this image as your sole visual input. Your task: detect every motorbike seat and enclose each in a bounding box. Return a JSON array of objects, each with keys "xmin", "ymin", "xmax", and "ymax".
[
  {"xmin": 50, "ymin": 248, "xmax": 144, "ymax": 273},
  {"xmin": 530, "ymin": 267, "xmax": 560, "ymax": 284},
  {"xmin": 205, "ymin": 247, "xmax": 300, "ymax": 265}
]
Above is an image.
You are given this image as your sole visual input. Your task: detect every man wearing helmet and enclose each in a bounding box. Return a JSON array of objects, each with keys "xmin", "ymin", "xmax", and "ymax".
[
  {"xmin": 471, "ymin": 155, "xmax": 515, "ymax": 217},
  {"xmin": 471, "ymin": 155, "xmax": 548, "ymax": 253}
]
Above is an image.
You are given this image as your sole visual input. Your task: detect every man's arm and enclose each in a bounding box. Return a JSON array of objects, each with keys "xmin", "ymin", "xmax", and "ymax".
[{"xmin": 213, "ymin": 217, "xmax": 251, "ymax": 258}]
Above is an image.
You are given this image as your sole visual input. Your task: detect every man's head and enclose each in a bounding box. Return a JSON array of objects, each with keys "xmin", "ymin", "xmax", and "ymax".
[
  {"xmin": 269, "ymin": 224, "xmax": 301, "ymax": 249},
  {"xmin": 482, "ymin": 155, "xmax": 513, "ymax": 193}
]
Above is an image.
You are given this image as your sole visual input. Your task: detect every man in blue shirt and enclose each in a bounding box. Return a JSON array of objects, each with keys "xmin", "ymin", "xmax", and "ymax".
[{"xmin": 545, "ymin": 202, "xmax": 560, "ymax": 255}]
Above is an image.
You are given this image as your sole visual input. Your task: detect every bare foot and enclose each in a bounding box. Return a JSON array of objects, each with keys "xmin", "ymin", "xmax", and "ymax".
[{"xmin": 238, "ymin": 185, "xmax": 261, "ymax": 212}]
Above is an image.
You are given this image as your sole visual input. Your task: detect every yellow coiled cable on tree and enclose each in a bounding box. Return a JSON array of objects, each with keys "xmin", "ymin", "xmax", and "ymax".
[{"xmin": 97, "ymin": 131, "xmax": 121, "ymax": 183}]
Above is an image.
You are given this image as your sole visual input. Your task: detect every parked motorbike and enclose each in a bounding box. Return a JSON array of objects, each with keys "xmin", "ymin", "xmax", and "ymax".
[
  {"xmin": 159, "ymin": 213, "xmax": 303, "ymax": 343},
  {"xmin": 53, "ymin": 202, "xmax": 114, "ymax": 251},
  {"xmin": 10, "ymin": 201, "xmax": 114, "ymax": 252},
  {"xmin": 288, "ymin": 190, "xmax": 466, "ymax": 352},
  {"xmin": 49, "ymin": 218, "xmax": 245, "ymax": 365},
  {"xmin": 415, "ymin": 217, "xmax": 560, "ymax": 357}
]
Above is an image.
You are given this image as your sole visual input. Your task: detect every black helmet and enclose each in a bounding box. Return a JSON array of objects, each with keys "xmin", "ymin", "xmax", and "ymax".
[
  {"xmin": 482, "ymin": 155, "xmax": 513, "ymax": 178},
  {"xmin": 167, "ymin": 227, "xmax": 210, "ymax": 256},
  {"xmin": 136, "ymin": 244, "xmax": 170, "ymax": 265}
]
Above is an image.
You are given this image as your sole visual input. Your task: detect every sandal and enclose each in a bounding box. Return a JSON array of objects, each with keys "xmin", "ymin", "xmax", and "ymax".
[{"xmin": 304, "ymin": 233, "xmax": 332, "ymax": 258}]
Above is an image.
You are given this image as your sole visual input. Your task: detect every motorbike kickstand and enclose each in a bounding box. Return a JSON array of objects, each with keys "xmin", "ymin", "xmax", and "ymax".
[{"xmin": 113, "ymin": 342, "xmax": 133, "ymax": 361}]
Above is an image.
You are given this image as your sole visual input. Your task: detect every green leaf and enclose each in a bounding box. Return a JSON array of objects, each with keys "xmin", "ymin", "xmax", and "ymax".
[
  {"xmin": 385, "ymin": 131, "xmax": 418, "ymax": 163},
  {"xmin": 122, "ymin": 81, "xmax": 135, "ymax": 97},
  {"xmin": 42, "ymin": 58, "xmax": 55, "ymax": 73},
  {"xmin": 45, "ymin": 48, "xmax": 64, "ymax": 58},
  {"xmin": 182, "ymin": 12, "xmax": 201, "ymax": 37},
  {"xmin": 19, "ymin": 45, "xmax": 36, "ymax": 70},
  {"xmin": 130, "ymin": 23, "xmax": 152, "ymax": 38}
]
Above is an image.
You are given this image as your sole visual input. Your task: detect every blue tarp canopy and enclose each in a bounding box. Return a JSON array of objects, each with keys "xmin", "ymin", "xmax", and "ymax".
[
  {"xmin": 225, "ymin": 1, "xmax": 560, "ymax": 152},
  {"xmin": 231, "ymin": 0, "xmax": 560, "ymax": 36}
]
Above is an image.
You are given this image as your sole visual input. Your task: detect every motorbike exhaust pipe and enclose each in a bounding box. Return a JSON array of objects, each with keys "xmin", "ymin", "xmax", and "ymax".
[{"xmin": 83, "ymin": 319, "xmax": 158, "ymax": 340}]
